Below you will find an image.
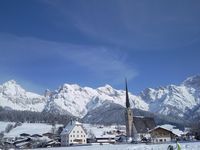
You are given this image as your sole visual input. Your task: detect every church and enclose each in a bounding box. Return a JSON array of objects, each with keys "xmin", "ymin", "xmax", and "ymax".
[{"xmin": 124, "ymin": 79, "xmax": 156, "ymax": 142}]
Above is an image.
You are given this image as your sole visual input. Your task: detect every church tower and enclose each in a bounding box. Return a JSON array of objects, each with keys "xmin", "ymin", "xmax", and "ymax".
[{"xmin": 124, "ymin": 79, "xmax": 133, "ymax": 138}]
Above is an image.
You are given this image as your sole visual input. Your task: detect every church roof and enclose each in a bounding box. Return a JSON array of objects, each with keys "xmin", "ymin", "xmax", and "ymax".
[{"xmin": 133, "ymin": 116, "xmax": 156, "ymax": 133}]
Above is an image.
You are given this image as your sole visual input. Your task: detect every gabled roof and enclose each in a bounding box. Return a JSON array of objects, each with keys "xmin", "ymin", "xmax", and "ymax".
[
  {"xmin": 61, "ymin": 121, "xmax": 86, "ymax": 135},
  {"xmin": 133, "ymin": 116, "xmax": 156, "ymax": 133},
  {"xmin": 148, "ymin": 124, "xmax": 184, "ymax": 136}
]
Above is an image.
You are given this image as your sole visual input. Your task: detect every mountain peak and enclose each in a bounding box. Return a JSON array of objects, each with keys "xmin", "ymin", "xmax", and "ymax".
[
  {"xmin": 0, "ymin": 80, "xmax": 46, "ymax": 112},
  {"xmin": 182, "ymin": 75, "xmax": 200, "ymax": 89},
  {"xmin": 97, "ymin": 84, "xmax": 114, "ymax": 93},
  {"xmin": 3, "ymin": 80, "xmax": 17, "ymax": 85},
  {"xmin": 62, "ymin": 83, "xmax": 81, "ymax": 89},
  {"xmin": 98, "ymin": 84, "xmax": 113, "ymax": 89},
  {"xmin": 104, "ymin": 84, "xmax": 113, "ymax": 89},
  {"xmin": 1, "ymin": 80, "xmax": 25, "ymax": 96}
]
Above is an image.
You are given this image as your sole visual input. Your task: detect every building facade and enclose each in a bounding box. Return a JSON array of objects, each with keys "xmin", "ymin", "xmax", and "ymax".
[
  {"xmin": 61, "ymin": 121, "xmax": 87, "ymax": 146},
  {"xmin": 149, "ymin": 127, "xmax": 177, "ymax": 143}
]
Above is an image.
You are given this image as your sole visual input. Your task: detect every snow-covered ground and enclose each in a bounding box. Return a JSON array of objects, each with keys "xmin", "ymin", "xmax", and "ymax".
[
  {"xmin": 1, "ymin": 121, "xmax": 120, "ymax": 139},
  {"xmin": 37, "ymin": 142, "xmax": 200, "ymax": 150},
  {"xmin": 0, "ymin": 122, "xmax": 62, "ymax": 138},
  {"xmin": 83, "ymin": 124, "xmax": 120, "ymax": 138},
  {"xmin": 0, "ymin": 121, "xmax": 15, "ymax": 132}
]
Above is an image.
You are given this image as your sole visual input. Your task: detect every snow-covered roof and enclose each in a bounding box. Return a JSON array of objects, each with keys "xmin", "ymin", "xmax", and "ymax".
[
  {"xmin": 60, "ymin": 121, "xmax": 85, "ymax": 135},
  {"xmin": 149, "ymin": 124, "xmax": 184, "ymax": 136}
]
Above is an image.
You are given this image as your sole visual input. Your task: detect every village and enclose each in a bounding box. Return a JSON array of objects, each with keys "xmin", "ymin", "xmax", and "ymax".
[{"xmin": 0, "ymin": 81, "xmax": 198, "ymax": 149}]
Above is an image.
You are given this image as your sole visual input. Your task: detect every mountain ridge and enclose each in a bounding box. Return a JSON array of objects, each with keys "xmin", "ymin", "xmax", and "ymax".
[{"xmin": 0, "ymin": 75, "xmax": 200, "ymax": 120}]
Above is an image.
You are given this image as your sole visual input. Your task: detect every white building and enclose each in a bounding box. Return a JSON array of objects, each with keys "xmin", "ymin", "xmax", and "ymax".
[
  {"xmin": 149, "ymin": 124, "xmax": 184, "ymax": 143},
  {"xmin": 61, "ymin": 121, "xmax": 87, "ymax": 146}
]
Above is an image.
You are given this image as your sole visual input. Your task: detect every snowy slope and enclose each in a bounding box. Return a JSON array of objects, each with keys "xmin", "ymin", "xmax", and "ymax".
[
  {"xmin": 44, "ymin": 84, "xmax": 148, "ymax": 117},
  {"xmin": 0, "ymin": 121, "xmax": 15, "ymax": 132},
  {"xmin": 2, "ymin": 122, "xmax": 62, "ymax": 138},
  {"xmin": 0, "ymin": 80, "xmax": 46, "ymax": 112}
]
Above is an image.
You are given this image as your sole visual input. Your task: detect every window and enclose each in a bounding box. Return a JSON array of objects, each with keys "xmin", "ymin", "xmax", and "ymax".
[
  {"xmin": 164, "ymin": 139, "xmax": 166, "ymax": 142},
  {"xmin": 73, "ymin": 135, "xmax": 75, "ymax": 137},
  {"xmin": 70, "ymin": 135, "xmax": 72, "ymax": 137},
  {"xmin": 77, "ymin": 131, "xmax": 79, "ymax": 133},
  {"xmin": 77, "ymin": 135, "xmax": 79, "ymax": 137},
  {"xmin": 81, "ymin": 131, "xmax": 83, "ymax": 133},
  {"xmin": 73, "ymin": 131, "xmax": 75, "ymax": 133},
  {"xmin": 81, "ymin": 135, "xmax": 83, "ymax": 137}
]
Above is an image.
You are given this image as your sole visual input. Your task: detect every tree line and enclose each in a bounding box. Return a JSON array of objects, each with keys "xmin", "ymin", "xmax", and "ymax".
[{"xmin": 0, "ymin": 106, "xmax": 74, "ymax": 125}]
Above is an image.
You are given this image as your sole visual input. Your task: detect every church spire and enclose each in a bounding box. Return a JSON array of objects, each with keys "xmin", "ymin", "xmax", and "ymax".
[{"xmin": 125, "ymin": 78, "xmax": 130, "ymax": 108}]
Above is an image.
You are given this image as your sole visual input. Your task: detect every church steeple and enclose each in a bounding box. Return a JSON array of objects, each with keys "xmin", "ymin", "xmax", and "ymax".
[
  {"xmin": 124, "ymin": 79, "xmax": 137, "ymax": 141},
  {"xmin": 125, "ymin": 78, "xmax": 130, "ymax": 108}
]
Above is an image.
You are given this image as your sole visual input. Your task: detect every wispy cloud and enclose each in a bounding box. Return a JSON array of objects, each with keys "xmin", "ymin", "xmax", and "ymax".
[
  {"xmin": 0, "ymin": 33, "xmax": 138, "ymax": 87},
  {"xmin": 58, "ymin": 47, "xmax": 138, "ymax": 84},
  {"xmin": 41, "ymin": 0, "xmax": 200, "ymax": 50}
]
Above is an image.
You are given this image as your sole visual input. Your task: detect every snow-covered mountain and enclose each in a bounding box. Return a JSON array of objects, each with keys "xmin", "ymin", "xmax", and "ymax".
[
  {"xmin": 0, "ymin": 80, "xmax": 46, "ymax": 112},
  {"xmin": 43, "ymin": 84, "xmax": 148, "ymax": 117},
  {"xmin": 140, "ymin": 75, "xmax": 200, "ymax": 117},
  {"xmin": 0, "ymin": 75, "xmax": 200, "ymax": 120}
]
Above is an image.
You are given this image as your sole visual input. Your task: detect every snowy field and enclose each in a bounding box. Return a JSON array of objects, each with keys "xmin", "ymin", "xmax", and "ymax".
[
  {"xmin": 0, "ymin": 121, "xmax": 15, "ymax": 132},
  {"xmin": 0, "ymin": 121, "xmax": 62, "ymax": 137},
  {"xmin": 38, "ymin": 142, "xmax": 200, "ymax": 150},
  {"xmin": 0, "ymin": 122, "xmax": 119, "ymax": 138}
]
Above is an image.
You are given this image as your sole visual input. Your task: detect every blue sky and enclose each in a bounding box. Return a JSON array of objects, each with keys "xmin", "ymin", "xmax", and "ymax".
[{"xmin": 0, "ymin": 0, "xmax": 200, "ymax": 94}]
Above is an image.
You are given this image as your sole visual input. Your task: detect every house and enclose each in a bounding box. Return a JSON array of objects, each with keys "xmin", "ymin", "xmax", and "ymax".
[
  {"xmin": 60, "ymin": 120, "xmax": 87, "ymax": 146},
  {"xmin": 149, "ymin": 124, "xmax": 184, "ymax": 143}
]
